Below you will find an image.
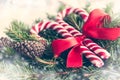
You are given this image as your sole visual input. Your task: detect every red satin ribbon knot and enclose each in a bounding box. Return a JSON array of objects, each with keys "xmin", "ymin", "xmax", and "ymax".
[
  {"xmin": 52, "ymin": 35, "xmax": 85, "ymax": 68},
  {"xmin": 83, "ymin": 9, "xmax": 120, "ymax": 40}
]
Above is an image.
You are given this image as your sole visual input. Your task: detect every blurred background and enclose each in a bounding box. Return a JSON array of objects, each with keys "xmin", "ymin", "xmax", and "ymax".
[
  {"xmin": 0, "ymin": 0, "xmax": 120, "ymax": 37},
  {"xmin": 0, "ymin": 1, "xmax": 120, "ymax": 80}
]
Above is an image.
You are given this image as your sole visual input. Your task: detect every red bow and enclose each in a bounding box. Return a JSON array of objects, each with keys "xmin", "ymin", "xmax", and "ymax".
[
  {"xmin": 52, "ymin": 36, "xmax": 85, "ymax": 68},
  {"xmin": 83, "ymin": 9, "xmax": 120, "ymax": 40},
  {"xmin": 52, "ymin": 9, "xmax": 120, "ymax": 68}
]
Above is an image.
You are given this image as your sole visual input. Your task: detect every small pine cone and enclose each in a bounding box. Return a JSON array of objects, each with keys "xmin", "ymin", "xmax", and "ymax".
[
  {"xmin": 12, "ymin": 40, "xmax": 46, "ymax": 58},
  {"xmin": 0, "ymin": 37, "xmax": 12, "ymax": 48}
]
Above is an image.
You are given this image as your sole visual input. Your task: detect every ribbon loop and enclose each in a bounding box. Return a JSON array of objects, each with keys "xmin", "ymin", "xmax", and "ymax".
[
  {"xmin": 52, "ymin": 37, "xmax": 79, "ymax": 58},
  {"xmin": 83, "ymin": 9, "xmax": 120, "ymax": 40},
  {"xmin": 52, "ymin": 36, "xmax": 85, "ymax": 67}
]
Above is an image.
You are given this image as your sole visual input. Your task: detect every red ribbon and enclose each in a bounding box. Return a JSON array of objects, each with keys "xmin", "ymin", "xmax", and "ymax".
[
  {"xmin": 52, "ymin": 36, "xmax": 85, "ymax": 68},
  {"xmin": 83, "ymin": 9, "xmax": 120, "ymax": 40},
  {"xmin": 52, "ymin": 9, "xmax": 120, "ymax": 68}
]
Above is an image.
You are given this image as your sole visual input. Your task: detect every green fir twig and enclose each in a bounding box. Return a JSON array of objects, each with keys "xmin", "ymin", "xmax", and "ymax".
[
  {"xmin": 64, "ymin": 13, "xmax": 84, "ymax": 31},
  {"xmin": 5, "ymin": 20, "xmax": 36, "ymax": 42}
]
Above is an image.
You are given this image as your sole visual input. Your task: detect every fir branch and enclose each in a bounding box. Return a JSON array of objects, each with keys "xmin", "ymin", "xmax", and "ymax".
[
  {"xmin": 103, "ymin": 3, "xmax": 120, "ymax": 28},
  {"xmin": 109, "ymin": 14, "xmax": 120, "ymax": 27},
  {"xmin": 5, "ymin": 20, "xmax": 36, "ymax": 42},
  {"xmin": 39, "ymin": 29, "xmax": 62, "ymax": 44},
  {"xmin": 33, "ymin": 18, "xmax": 42, "ymax": 24},
  {"xmin": 57, "ymin": 2, "xmax": 66, "ymax": 12},
  {"xmin": 84, "ymin": 2, "xmax": 91, "ymax": 13},
  {"xmin": 64, "ymin": 13, "xmax": 84, "ymax": 31},
  {"xmin": 104, "ymin": 2, "xmax": 113, "ymax": 16},
  {"xmin": 46, "ymin": 13, "xmax": 56, "ymax": 21},
  {"xmin": 0, "ymin": 60, "xmax": 40, "ymax": 80}
]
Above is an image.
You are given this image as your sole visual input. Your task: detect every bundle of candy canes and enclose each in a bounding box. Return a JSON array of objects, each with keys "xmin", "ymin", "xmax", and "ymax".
[{"xmin": 30, "ymin": 7, "xmax": 120, "ymax": 68}]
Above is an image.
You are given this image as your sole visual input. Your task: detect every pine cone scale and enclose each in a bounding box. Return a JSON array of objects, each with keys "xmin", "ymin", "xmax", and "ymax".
[{"xmin": 13, "ymin": 40, "xmax": 46, "ymax": 58}]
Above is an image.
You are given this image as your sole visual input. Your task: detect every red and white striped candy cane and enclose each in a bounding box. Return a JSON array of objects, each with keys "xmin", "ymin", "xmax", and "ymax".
[
  {"xmin": 56, "ymin": 7, "xmax": 110, "ymax": 67},
  {"xmin": 30, "ymin": 21, "xmax": 104, "ymax": 67},
  {"xmin": 56, "ymin": 7, "xmax": 88, "ymax": 36},
  {"xmin": 56, "ymin": 7, "xmax": 110, "ymax": 59},
  {"xmin": 30, "ymin": 21, "xmax": 73, "ymax": 39}
]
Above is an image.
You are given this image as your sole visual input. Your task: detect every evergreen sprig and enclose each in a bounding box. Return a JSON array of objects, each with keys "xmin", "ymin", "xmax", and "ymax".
[
  {"xmin": 5, "ymin": 20, "xmax": 36, "ymax": 42},
  {"xmin": 104, "ymin": 2, "xmax": 113, "ymax": 16},
  {"xmin": 64, "ymin": 13, "xmax": 84, "ymax": 31},
  {"xmin": 84, "ymin": 2, "xmax": 91, "ymax": 13}
]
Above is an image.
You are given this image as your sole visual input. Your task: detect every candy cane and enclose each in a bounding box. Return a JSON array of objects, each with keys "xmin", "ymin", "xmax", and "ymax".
[
  {"xmin": 30, "ymin": 21, "xmax": 73, "ymax": 38},
  {"xmin": 56, "ymin": 7, "xmax": 88, "ymax": 36},
  {"xmin": 57, "ymin": 7, "xmax": 105, "ymax": 67},
  {"xmin": 56, "ymin": 7, "xmax": 110, "ymax": 66},
  {"xmin": 30, "ymin": 21, "xmax": 104, "ymax": 67},
  {"xmin": 83, "ymin": 39, "xmax": 110, "ymax": 59}
]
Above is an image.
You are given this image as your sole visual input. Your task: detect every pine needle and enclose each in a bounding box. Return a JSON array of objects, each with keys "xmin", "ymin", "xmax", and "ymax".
[
  {"xmin": 64, "ymin": 13, "xmax": 84, "ymax": 31},
  {"xmin": 5, "ymin": 20, "xmax": 36, "ymax": 42},
  {"xmin": 84, "ymin": 2, "xmax": 91, "ymax": 13},
  {"xmin": 104, "ymin": 2, "xmax": 113, "ymax": 16}
]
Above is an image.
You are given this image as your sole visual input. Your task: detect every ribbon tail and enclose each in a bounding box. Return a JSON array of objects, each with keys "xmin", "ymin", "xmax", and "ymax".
[
  {"xmin": 97, "ymin": 28, "xmax": 120, "ymax": 40},
  {"xmin": 67, "ymin": 45, "xmax": 83, "ymax": 68}
]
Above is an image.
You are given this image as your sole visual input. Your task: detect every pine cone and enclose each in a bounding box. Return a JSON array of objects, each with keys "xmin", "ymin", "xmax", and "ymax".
[
  {"xmin": 0, "ymin": 37, "xmax": 12, "ymax": 48},
  {"xmin": 12, "ymin": 40, "xmax": 46, "ymax": 58}
]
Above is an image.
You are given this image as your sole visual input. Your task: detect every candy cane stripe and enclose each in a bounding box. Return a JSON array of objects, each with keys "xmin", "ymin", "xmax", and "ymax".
[
  {"xmin": 86, "ymin": 55, "xmax": 101, "ymax": 59},
  {"xmin": 43, "ymin": 21, "xmax": 51, "ymax": 30},
  {"xmin": 73, "ymin": 8, "xmax": 80, "ymax": 13},
  {"xmin": 89, "ymin": 46, "xmax": 101, "ymax": 50},
  {"xmin": 91, "ymin": 47, "xmax": 103, "ymax": 51},
  {"xmin": 91, "ymin": 60, "xmax": 104, "ymax": 67},
  {"xmin": 69, "ymin": 8, "xmax": 75, "ymax": 14},
  {"xmin": 73, "ymin": 33, "xmax": 82, "ymax": 36},
  {"xmin": 85, "ymin": 43, "xmax": 96, "ymax": 47},
  {"xmin": 69, "ymin": 30, "xmax": 80, "ymax": 34},
  {"xmin": 46, "ymin": 22, "xmax": 57, "ymax": 29},
  {"xmin": 35, "ymin": 24, "xmax": 40, "ymax": 33},
  {"xmin": 40, "ymin": 21, "xmax": 47, "ymax": 31},
  {"xmin": 62, "ymin": 9, "xmax": 67, "ymax": 18},
  {"xmin": 79, "ymin": 46, "xmax": 104, "ymax": 67},
  {"xmin": 38, "ymin": 22, "xmax": 43, "ymax": 31},
  {"xmin": 46, "ymin": 22, "xmax": 54, "ymax": 29},
  {"xmin": 83, "ymin": 38, "xmax": 110, "ymax": 58},
  {"xmin": 64, "ymin": 26, "xmax": 82, "ymax": 36},
  {"xmin": 53, "ymin": 25, "xmax": 61, "ymax": 30},
  {"xmin": 66, "ymin": 7, "xmax": 72, "ymax": 14},
  {"xmin": 31, "ymin": 26, "xmax": 37, "ymax": 34},
  {"xmin": 94, "ymin": 49, "xmax": 110, "ymax": 55},
  {"xmin": 57, "ymin": 29, "xmax": 69, "ymax": 33},
  {"xmin": 31, "ymin": 21, "xmax": 73, "ymax": 39},
  {"xmin": 59, "ymin": 22, "xmax": 68, "ymax": 26},
  {"xmin": 83, "ymin": 51, "xmax": 104, "ymax": 67}
]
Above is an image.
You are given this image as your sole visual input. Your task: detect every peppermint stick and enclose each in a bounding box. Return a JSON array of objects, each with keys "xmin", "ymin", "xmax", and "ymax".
[
  {"xmin": 31, "ymin": 21, "xmax": 104, "ymax": 67},
  {"xmin": 56, "ymin": 7, "xmax": 110, "ymax": 59},
  {"xmin": 56, "ymin": 7, "xmax": 110, "ymax": 67},
  {"xmin": 30, "ymin": 21, "xmax": 73, "ymax": 38}
]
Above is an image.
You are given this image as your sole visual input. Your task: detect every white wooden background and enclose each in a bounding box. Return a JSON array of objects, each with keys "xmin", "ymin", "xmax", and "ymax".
[{"xmin": 0, "ymin": 0, "xmax": 120, "ymax": 37}]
